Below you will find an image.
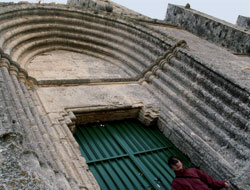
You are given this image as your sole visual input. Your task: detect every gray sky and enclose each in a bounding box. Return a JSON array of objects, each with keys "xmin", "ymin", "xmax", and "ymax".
[{"xmin": 0, "ymin": 0, "xmax": 249, "ymax": 24}]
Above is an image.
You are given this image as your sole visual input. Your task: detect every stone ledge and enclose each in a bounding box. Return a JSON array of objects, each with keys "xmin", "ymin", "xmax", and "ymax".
[{"xmin": 37, "ymin": 78, "xmax": 137, "ymax": 87}]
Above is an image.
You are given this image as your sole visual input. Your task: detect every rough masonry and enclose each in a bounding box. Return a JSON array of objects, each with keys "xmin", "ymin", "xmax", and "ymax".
[
  {"xmin": 0, "ymin": 1, "xmax": 249, "ymax": 190},
  {"xmin": 165, "ymin": 4, "xmax": 250, "ymax": 54}
]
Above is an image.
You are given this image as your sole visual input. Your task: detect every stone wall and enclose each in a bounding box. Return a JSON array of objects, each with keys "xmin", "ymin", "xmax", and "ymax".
[
  {"xmin": 0, "ymin": 2, "xmax": 250, "ymax": 190},
  {"xmin": 237, "ymin": 15, "xmax": 250, "ymax": 30},
  {"xmin": 165, "ymin": 4, "xmax": 250, "ymax": 54},
  {"xmin": 68, "ymin": 0, "xmax": 113, "ymax": 13},
  {"xmin": 67, "ymin": 0, "xmax": 151, "ymax": 20},
  {"xmin": 0, "ymin": 4, "xmax": 171, "ymax": 189},
  {"xmin": 0, "ymin": 55, "xmax": 84, "ymax": 190},
  {"xmin": 26, "ymin": 50, "xmax": 131, "ymax": 80},
  {"xmin": 140, "ymin": 44, "xmax": 250, "ymax": 189}
]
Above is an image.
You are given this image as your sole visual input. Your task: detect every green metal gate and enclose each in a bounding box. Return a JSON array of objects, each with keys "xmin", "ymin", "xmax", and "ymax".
[{"xmin": 74, "ymin": 119, "xmax": 193, "ymax": 190}]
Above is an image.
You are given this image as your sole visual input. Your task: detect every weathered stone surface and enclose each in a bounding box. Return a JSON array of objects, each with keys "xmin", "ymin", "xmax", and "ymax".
[
  {"xmin": 0, "ymin": 59, "xmax": 79, "ymax": 190},
  {"xmin": 237, "ymin": 15, "xmax": 250, "ymax": 30},
  {"xmin": 37, "ymin": 83, "xmax": 159, "ymax": 113},
  {"xmin": 149, "ymin": 24, "xmax": 250, "ymax": 93},
  {"xmin": 141, "ymin": 43, "xmax": 250, "ymax": 189},
  {"xmin": 0, "ymin": 133, "xmax": 51, "ymax": 190},
  {"xmin": 165, "ymin": 4, "xmax": 250, "ymax": 54},
  {"xmin": 0, "ymin": 3, "xmax": 172, "ymax": 79},
  {"xmin": 0, "ymin": 2, "xmax": 249, "ymax": 190},
  {"xmin": 27, "ymin": 50, "xmax": 131, "ymax": 80},
  {"xmin": 67, "ymin": 0, "xmax": 151, "ymax": 20}
]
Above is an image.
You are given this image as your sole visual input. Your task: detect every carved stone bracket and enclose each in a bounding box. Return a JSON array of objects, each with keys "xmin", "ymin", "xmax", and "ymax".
[
  {"xmin": 59, "ymin": 111, "xmax": 77, "ymax": 133},
  {"xmin": 138, "ymin": 105, "xmax": 160, "ymax": 126}
]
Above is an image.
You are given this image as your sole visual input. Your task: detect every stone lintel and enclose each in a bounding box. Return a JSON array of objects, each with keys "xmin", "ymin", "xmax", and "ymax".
[{"xmin": 63, "ymin": 103, "xmax": 160, "ymax": 133}]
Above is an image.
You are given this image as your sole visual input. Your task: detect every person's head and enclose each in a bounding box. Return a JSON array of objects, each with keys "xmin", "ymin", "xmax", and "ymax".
[{"xmin": 168, "ymin": 156, "xmax": 183, "ymax": 171}]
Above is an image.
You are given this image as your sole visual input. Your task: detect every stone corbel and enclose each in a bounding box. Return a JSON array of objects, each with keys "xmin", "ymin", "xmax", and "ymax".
[
  {"xmin": 138, "ymin": 105, "xmax": 160, "ymax": 126},
  {"xmin": 60, "ymin": 111, "xmax": 77, "ymax": 134}
]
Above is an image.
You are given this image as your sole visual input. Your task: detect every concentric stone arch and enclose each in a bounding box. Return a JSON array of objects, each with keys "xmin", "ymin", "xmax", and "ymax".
[{"xmin": 0, "ymin": 4, "xmax": 174, "ymax": 80}]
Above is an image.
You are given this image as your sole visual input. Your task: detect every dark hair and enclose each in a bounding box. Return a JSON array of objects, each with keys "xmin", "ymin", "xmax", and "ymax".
[{"xmin": 168, "ymin": 156, "xmax": 181, "ymax": 168}]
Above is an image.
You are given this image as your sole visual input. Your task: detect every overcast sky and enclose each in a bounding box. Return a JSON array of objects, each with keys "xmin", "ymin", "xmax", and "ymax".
[{"xmin": 0, "ymin": 0, "xmax": 249, "ymax": 24}]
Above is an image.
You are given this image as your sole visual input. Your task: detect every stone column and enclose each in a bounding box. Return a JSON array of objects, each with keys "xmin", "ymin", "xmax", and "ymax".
[{"xmin": 0, "ymin": 58, "xmax": 36, "ymax": 151}]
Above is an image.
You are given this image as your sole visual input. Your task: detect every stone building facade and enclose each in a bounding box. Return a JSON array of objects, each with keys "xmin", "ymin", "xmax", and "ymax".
[{"xmin": 0, "ymin": 1, "xmax": 249, "ymax": 190}]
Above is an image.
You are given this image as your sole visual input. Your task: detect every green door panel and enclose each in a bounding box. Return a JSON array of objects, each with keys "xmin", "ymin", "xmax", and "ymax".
[{"xmin": 74, "ymin": 119, "xmax": 193, "ymax": 190}]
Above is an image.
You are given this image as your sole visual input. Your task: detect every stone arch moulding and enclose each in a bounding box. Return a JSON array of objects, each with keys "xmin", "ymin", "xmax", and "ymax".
[{"xmin": 0, "ymin": 3, "xmax": 175, "ymax": 79}]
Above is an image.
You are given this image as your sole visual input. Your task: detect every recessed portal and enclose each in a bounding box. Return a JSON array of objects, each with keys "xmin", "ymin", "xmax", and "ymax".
[{"xmin": 74, "ymin": 119, "xmax": 193, "ymax": 190}]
